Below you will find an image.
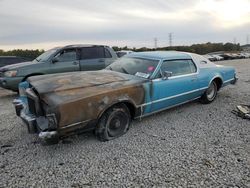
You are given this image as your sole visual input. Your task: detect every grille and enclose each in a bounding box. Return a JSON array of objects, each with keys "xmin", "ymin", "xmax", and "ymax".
[
  {"xmin": 27, "ymin": 96, "xmax": 37, "ymax": 115},
  {"xmin": 26, "ymin": 88, "xmax": 42, "ymax": 116}
]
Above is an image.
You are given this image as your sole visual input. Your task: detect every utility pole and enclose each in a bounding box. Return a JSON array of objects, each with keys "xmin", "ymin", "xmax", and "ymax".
[
  {"xmin": 233, "ymin": 37, "xmax": 237, "ymax": 44},
  {"xmin": 169, "ymin": 33, "xmax": 173, "ymax": 47},
  {"xmin": 154, "ymin": 37, "xmax": 158, "ymax": 49}
]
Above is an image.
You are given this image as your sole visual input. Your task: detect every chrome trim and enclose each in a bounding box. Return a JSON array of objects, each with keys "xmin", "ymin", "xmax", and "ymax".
[
  {"xmin": 60, "ymin": 119, "xmax": 92, "ymax": 130},
  {"xmin": 208, "ymin": 75, "xmax": 223, "ymax": 87},
  {"xmin": 153, "ymin": 72, "xmax": 198, "ymax": 82},
  {"xmin": 153, "ymin": 56, "xmax": 200, "ymax": 81},
  {"xmin": 137, "ymin": 86, "xmax": 208, "ymax": 107},
  {"xmin": 223, "ymin": 78, "xmax": 235, "ymax": 84},
  {"xmin": 151, "ymin": 59, "xmax": 163, "ymax": 79},
  {"xmin": 136, "ymin": 96, "xmax": 201, "ymax": 119},
  {"xmin": 39, "ymin": 131, "xmax": 58, "ymax": 140}
]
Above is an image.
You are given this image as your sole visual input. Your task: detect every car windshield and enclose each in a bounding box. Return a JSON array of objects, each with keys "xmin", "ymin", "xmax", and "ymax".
[
  {"xmin": 107, "ymin": 57, "xmax": 159, "ymax": 79},
  {"xmin": 33, "ymin": 49, "xmax": 58, "ymax": 62}
]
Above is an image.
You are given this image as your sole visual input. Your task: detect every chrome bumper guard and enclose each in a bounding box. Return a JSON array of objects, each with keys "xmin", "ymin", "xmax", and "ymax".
[{"xmin": 13, "ymin": 99, "xmax": 37, "ymax": 133}]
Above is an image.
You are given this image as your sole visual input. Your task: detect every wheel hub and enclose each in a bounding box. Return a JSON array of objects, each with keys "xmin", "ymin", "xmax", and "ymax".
[{"xmin": 207, "ymin": 82, "xmax": 216, "ymax": 100}]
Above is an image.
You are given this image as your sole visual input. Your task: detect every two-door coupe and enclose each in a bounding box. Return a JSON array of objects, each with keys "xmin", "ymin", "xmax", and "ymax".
[{"xmin": 13, "ymin": 51, "xmax": 237, "ymax": 144}]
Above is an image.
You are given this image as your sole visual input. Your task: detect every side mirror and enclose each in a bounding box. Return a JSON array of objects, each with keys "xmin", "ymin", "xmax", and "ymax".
[
  {"xmin": 51, "ymin": 57, "xmax": 59, "ymax": 63},
  {"xmin": 162, "ymin": 71, "xmax": 172, "ymax": 80}
]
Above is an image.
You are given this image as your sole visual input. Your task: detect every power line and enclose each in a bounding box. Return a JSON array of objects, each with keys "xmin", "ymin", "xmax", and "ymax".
[
  {"xmin": 169, "ymin": 33, "xmax": 173, "ymax": 47},
  {"xmin": 233, "ymin": 37, "xmax": 237, "ymax": 44}
]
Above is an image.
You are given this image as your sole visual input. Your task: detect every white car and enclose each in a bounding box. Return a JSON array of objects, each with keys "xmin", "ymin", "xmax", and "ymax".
[
  {"xmin": 242, "ymin": 52, "xmax": 250, "ymax": 58},
  {"xmin": 203, "ymin": 54, "xmax": 216, "ymax": 61},
  {"xmin": 116, "ymin": 50, "xmax": 134, "ymax": 58},
  {"xmin": 212, "ymin": 54, "xmax": 224, "ymax": 61}
]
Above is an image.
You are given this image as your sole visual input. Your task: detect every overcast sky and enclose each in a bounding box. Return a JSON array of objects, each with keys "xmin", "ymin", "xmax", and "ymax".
[{"xmin": 0, "ymin": 0, "xmax": 249, "ymax": 50}]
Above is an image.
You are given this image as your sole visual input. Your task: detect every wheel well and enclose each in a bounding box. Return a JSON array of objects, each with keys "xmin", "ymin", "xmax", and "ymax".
[
  {"xmin": 99, "ymin": 101, "xmax": 136, "ymax": 120},
  {"xmin": 213, "ymin": 77, "xmax": 223, "ymax": 90},
  {"xmin": 22, "ymin": 73, "xmax": 43, "ymax": 81},
  {"xmin": 123, "ymin": 102, "xmax": 136, "ymax": 119}
]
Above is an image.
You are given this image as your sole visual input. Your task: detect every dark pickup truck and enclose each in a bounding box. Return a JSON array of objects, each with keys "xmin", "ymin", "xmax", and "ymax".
[
  {"xmin": 0, "ymin": 44, "xmax": 117, "ymax": 91},
  {"xmin": 0, "ymin": 56, "xmax": 32, "ymax": 68}
]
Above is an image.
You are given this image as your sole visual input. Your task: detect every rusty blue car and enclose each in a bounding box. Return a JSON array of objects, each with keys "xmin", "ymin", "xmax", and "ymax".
[{"xmin": 13, "ymin": 51, "xmax": 237, "ymax": 144}]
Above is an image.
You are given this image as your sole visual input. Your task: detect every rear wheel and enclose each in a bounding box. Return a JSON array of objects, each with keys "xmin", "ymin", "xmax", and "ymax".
[
  {"xmin": 201, "ymin": 81, "xmax": 218, "ymax": 104},
  {"xmin": 95, "ymin": 104, "xmax": 131, "ymax": 141}
]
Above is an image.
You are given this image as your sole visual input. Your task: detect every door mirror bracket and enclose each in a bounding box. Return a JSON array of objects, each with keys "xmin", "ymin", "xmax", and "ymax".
[
  {"xmin": 161, "ymin": 70, "xmax": 172, "ymax": 80},
  {"xmin": 51, "ymin": 57, "xmax": 59, "ymax": 63}
]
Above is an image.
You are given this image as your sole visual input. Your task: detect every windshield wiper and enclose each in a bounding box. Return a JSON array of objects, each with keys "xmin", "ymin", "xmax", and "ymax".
[
  {"xmin": 121, "ymin": 67, "xmax": 129, "ymax": 74},
  {"xmin": 35, "ymin": 58, "xmax": 40, "ymax": 62}
]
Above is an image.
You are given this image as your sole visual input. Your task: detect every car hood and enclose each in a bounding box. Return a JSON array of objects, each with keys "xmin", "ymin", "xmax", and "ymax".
[
  {"xmin": 28, "ymin": 70, "xmax": 146, "ymax": 104},
  {"xmin": 1, "ymin": 61, "xmax": 36, "ymax": 70}
]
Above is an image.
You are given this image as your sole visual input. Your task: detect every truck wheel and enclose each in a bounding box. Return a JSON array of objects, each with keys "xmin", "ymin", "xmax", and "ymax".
[
  {"xmin": 95, "ymin": 104, "xmax": 131, "ymax": 141},
  {"xmin": 201, "ymin": 81, "xmax": 218, "ymax": 104}
]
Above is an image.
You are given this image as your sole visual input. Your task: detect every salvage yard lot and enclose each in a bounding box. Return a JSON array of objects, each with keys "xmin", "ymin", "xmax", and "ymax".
[{"xmin": 0, "ymin": 59, "xmax": 249, "ymax": 187}]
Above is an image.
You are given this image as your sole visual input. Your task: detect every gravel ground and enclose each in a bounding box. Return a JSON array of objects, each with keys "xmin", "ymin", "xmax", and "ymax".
[{"xmin": 0, "ymin": 59, "xmax": 250, "ymax": 187}]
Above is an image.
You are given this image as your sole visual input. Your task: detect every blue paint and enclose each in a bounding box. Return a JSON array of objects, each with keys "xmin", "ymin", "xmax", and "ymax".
[
  {"xmin": 135, "ymin": 53, "xmax": 236, "ymax": 116},
  {"xmin": 18, "ymin": 81, "xmax": 29, "ymax": 105}
]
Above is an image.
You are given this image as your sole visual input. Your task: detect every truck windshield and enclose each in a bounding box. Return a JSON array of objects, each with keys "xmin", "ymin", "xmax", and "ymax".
[
  {"xmin": 33, "ymin": 49, "xmax": 58, "ymax": 62},
  {"xmin": 107, "ymin": 57, "xmax": 159, "ymax": 79}
]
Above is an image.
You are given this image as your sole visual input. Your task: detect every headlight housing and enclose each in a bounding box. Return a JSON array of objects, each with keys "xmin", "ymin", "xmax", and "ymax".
[{"xmin": 4, "ymin": 70, "xmax": 17, "ymax": 77}]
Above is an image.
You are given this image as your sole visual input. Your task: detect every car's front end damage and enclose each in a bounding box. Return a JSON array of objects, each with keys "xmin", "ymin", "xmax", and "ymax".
[
  {"xmin": 13, "ymin": 81, "xmax": 60, "ymax": 143},
  {"xmin": 13, "ymin": 71, "xmax": 146, "ymax": 144}
]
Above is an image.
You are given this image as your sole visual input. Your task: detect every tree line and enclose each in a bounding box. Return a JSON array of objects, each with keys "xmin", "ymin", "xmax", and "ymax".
[
  {"xmin": 0, "ymin": 42, "xmax": 242, "ymax": 59},
  {"xmin": 0, "ymin": 49, "xmax": 44, "ymax": 60},
  {"xmin": 113, "ymin": 42, "xmax": 242, "ymax": 54}
]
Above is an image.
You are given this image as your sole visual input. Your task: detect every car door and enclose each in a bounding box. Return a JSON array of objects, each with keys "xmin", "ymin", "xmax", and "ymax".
[
  {"xmin": 150, "ymin": 59, "xmax": 200, "ymax": 112},
  {"xmin": 79, "ymin": 47, "xmax": 106, "ymax": 71},
  {"xmin": 49, "ymin": 48, "xmax": 80, "ymax": 74}
]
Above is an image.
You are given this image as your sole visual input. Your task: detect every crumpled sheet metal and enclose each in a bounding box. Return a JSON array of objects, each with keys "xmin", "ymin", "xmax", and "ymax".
[{"xmin": 232, "ymin": 105, "xmax": 250, "ymax": 120}]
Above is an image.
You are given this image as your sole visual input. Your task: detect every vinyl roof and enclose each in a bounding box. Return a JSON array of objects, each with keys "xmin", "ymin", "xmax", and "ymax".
[{"xmin": 127, "ymin": 51, "xmax": 192, "ymax": 60}]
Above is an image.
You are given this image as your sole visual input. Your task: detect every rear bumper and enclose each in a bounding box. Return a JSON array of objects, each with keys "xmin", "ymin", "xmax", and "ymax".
[{"xmin": 230, "ymin": 76, "xmax": 238, "ymax": 85}]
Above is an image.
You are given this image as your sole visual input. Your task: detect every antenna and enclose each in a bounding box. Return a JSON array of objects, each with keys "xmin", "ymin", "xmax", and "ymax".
[{"xmin": 169, "ymin": 33, "xmax": 173, "ymax": 47}]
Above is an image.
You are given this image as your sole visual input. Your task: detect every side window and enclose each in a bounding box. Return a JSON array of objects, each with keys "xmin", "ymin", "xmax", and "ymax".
[
  {"xmin": 161, "ymin": 60, "xmax": 197, "ymax": 77},
  {"xmin": 81, "ymin": 47, "xmax": 105, "ymax": 59},
  {"xmin": 104, "ymin": 48, "xmax": 112, "ymax": 58},
  {"xmin": 9, "ymin": 58, "xmax": 22, "ymax": 64},
  {"xmin": 55, "ymin": 49, "xmax": 77, "ymax": 62}
]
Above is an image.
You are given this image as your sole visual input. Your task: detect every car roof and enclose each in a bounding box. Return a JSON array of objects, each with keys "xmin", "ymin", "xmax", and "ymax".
[
  {"xmin": 127, "ymin": 51, "xmax": 192, "ymax": 60},
  {"xmin": 62, "ymin": 44, "xmax": 108, "ymax": 49}
]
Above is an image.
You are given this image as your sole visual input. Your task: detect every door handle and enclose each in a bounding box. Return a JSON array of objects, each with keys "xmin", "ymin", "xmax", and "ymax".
[{"xmin": 73, "ymin": 61, "xmax": 79, "ymax": 65}]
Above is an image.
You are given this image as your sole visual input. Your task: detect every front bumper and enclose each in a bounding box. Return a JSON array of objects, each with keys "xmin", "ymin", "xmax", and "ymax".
[
  {"xmin": 13, "ymin": 99, "xmax": 59, "ymax": 142},
  {"xmin": 13, "ymin": 99, "xmax": 37, "ymax": 133},
  {"xmin": 0, "ymin": 77, "xmax": 23, "ymax": 91}
]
